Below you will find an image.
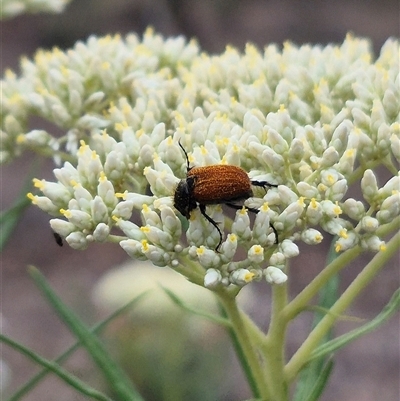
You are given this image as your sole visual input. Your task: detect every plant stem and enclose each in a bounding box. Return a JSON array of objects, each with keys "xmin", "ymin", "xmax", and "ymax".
[
  {"xmin": 262, "ymin": 281, "xmax": 289, "ymax": 401},
  {"xmin": 283, "ymin": 246, "xmax": 361, "ymax": 321},
  {"xmin": 217, "ymin": 290, "xmax": 272, "ymax": 400},
  {"xmin": 285, "ymin": 230, "xmax": 400, "ymax": 381}
]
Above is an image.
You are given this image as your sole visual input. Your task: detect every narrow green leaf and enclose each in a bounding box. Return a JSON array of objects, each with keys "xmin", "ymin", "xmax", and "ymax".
[
  {"xmin": 305, "ymin": 357, "xmax": 334, "ymax": 401},
  {"xmin": 0, "ymin": 334, "xmax": 113, "ymax": 401},
  {"xmin": 160, "ymin": 285, "xmax": 232, "ymax": 327},
  {"xmin": 0, "ymin": 164, "xmax": 39, "ymax": 251},
  {"xmin": 310, "ymin": 288, "xmax": 400, "ymax": 362},
  {"xmin": 293, "ymin": 239, "xmax": 339, "ymax": 401},
  {"xmin": 0, "ymin": 191, "xmax": 31, "ymax": 251},
  {"xmin": 28, "ymin": 266, "xmax": 144, "ymax": 401},
  {"xmin": 7, "ymin": 292, "xmax": 148, "ymax": 401},
  {"xmin": 218, "ymin": 302, "xmax": 260, "ymax": 399}
]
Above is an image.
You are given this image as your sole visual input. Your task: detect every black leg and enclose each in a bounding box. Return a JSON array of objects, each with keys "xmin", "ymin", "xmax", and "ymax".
[
  {"xmin": 251, "ymin": 180, "xmax": 278, "ymax": 189},
  {"xmin": 225, "ymin": 202, "xmax": 279, "ymax": 244},
  {"xmin": 199, "ymin": 204, "xmax": 223, "ymax": 252}
]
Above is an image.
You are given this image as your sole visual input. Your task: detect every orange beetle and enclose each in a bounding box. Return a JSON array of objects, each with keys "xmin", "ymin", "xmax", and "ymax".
[{"xmin": 174, "ymin": 141, "xmax": 278, "ymax": 251}]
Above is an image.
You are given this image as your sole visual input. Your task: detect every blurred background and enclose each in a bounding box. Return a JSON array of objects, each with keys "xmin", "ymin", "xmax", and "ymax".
[{"xmin": 1, "ymin": 1, "xmax": 399, "ymax": 400}]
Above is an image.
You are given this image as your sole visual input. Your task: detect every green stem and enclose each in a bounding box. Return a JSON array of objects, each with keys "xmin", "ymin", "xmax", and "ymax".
[
  {"xmin": 262, "ymin": 281, "xmax": 289, "ymax": 401},
  {"xmin": 283, "ymin": 246, "xmax": 361, "ymax": 321},
  {"xmin": 285, "ymin": 230, "xmax": 400, "ymax": 381},
  {"xmin": 217, "ymin": 290, "xmax": 271, "ymax": 400},
  {"xmin": 175, "ymin": 257, "xmax": 206, "ymax": 286},
  {"xmin": 284, "ymin": 216, "xmax": 400, "ymax": 321}
]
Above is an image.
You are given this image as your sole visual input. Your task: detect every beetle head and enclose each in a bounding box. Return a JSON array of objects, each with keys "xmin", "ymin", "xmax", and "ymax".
[{"xmin": 174, "ymin": 177, "xmax": 197, "ymax": 219}]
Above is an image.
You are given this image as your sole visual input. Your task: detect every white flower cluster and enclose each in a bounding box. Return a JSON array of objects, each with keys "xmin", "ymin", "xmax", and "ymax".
[
  {"xmin": 3, "ymin": 30, "xmax": 399, "ymax": 288},
  {"xmin": 1, "ymin": 0, "xmax": 71, "ymax": 19}
]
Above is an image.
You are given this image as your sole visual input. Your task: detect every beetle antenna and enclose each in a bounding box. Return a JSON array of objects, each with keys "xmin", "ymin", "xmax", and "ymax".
[{"xmin": 178, "ymin": 140, "xmax": 191, "ymax": 172}]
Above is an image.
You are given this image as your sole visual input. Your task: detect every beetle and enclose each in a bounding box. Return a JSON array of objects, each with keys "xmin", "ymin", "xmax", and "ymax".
[{"xmin": 173, "ymin": 141, "xmax": 278, "ymax": 251}]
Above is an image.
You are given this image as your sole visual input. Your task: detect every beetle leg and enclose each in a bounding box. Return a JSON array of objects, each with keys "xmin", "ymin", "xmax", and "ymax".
[
  {"xmin": 251, "ymin": 180, "xmax": 278, "ymax": 189},
  {"xmin": 225, "ymin": 202, "xmax": 279, "ymax": 245},
  {"xmin": 199, "ymin": 204, "xmax": 223, "ymax": 252}
]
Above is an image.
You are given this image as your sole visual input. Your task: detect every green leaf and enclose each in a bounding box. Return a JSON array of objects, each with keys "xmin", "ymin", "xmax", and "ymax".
[
  {"xmin": 310, "ymin": 288, "xmax": 400, "ymax": 362},
  {"xmin": 6, "ymin": 292, "xmax": 148, "ymax": 401},
  {"xmin": 160, "ymin": 285, "xmax": 232, "ymax": 327},
  {"xmin": 0, "ymin": 334, "xmax": 113, "ymax": 401},
  {"xmin": 293, "ymin": 239, "xmax": 339, "ymax": 401},
  {"xmin": 28, "ymin": 266, "xmax": 144, "ymax": 401},
  {"xmin": 0, "ymin": 188, "xmax": 31, "ymax": 251},
  {"xmin": 304, "ymin": 357, "xmax": 334, "ymax": 401},
  {"xmin": 218, "ymin": 302, "xmax": 261, "ymax": 399}
]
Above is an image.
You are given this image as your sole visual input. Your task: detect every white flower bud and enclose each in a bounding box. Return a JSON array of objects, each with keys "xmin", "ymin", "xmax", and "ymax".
[
  {"xmin": 141, "ymin": 204, "xmax": 162, "ymax": 228},
  {"xmin": 288, "ymin": 138, "xmax": 304, "ymax": 163},
  {"xmin": 160, "ymin": 206, "xmax": 182, "ymax": 238},
  {"xmin": 66, "ymin": 231, "xmax": 89, "ymax": 250},
  {"xmin": 112, "ymin": 200, "xmax": 134, "ymax": 219},
  {"xmin": 376, "ymin": 193, "xmax": 400, "ymax": 224},
  {"xmin": 360, "ymin": 216, "xmax": 379, "ymax": 232},
  {"xmin": 91, "ymin": 196, "xmax": 109, "ymax": 224},
  {"xmin": 334, "ymin": 231, "xmax": 358, "ymax": 252},
  {"xmin": 69, "ymin": 89, "xmax": 82, "ymax": 115},
  {"xmin": 204, "ymin": 268, "xmax": 222, "ymax": 289},
  {"xmin": 252, "ymin": 207, "xmax": 272, "ymax": 246},
  {"xmin": 337, "ymin": 148, "xmax": 356, "ymax": 176},
  {"xmin": 120, "ymin": 239, "xmax": 147, "ymax": 260},
  {"xmin": 53, "ymin": 162, "xmax": 79, "ymax": 187},
  {"xmin": 196, "ymin": 246, "xmax": 220, "ymax": 268},
  {"xmin": 280, "ymin": 239, "xmax": 299, "ymax": 258},
  {"xmin": 278, "ymin": 185, "xmax": 299, "ymax": 205},
  {"xmin": 114, "ymin": 219, "xmax": 145, "ymax": 240},
  {"xmin": 390, "ymin": 132, "xmax": 400, "ymax": 162},
  {"xmin": 297, "ymin": 182, "xmax": 319, "ymax": 198},
  {"xmin": 83, "ymin": 91, "xmax": 105, "ymax": 108},
  {"xmin": 144, "ymin": 166, "xmax": 179, "ymax": 197},
  {"xmin": 51, "ymin": 103, "xmax": 71, "ymax": 125},
  {"xmin": 265, "ymin": 266, "xmax": 287, "ymax": 284},
  {"xmin": 269, "ymin": 252, "xmax": 286, "ymax": 267},
  {"xmin": 230, "ymin": 269, "xmax": 255, "ymax": 286},
  {"xmin": 306, "ymin": 198, "xmax": 323, "ymax": 225},
  {"xmin": 320, "ymin": 200, "xmax": 342, "ymax": 218},
  {"xmin": 97, "ymin": 175, "xmax": 117, "ymax": 208},
  {"xmin": 24, "ymin": 130, "xmax": 51, "ymax": 146},
  {"xmin": 321, "ymin": 146, "xmax": 339, "ymax": 167},
  {"xmin": 32, "ymin": 178, "xmax": 71, "ymax": 205},
  {"xmin": 267, "ymin": 128, "xmax": 289, "ymax": 154},
  {"xmin": 276, "ymin": 199, "xmax": 305, "ymax": 231},
  {"xmin": 301, "ymin": 228, "xmax": 323, "ymax": 245},
  {"xmin": 220, "ymin": 234, "xmax": 238, "ymax": 261},
  {"xmin": 140, "ymin": 225, "xmax": 174, "ymax": 251},
  {"xmin": 50, "ymin": 219, "xmax": 75, "ymax": 237},
  {"xmin": 60, "ymin": 208, "xmax": 92, "ymax": 229},
  {"xmin": 93, "ymin": 223, "xmax": 110, "ymax": 242},
  {"xmin": 232, "ymin": 208, "xmax": 252, "ymax": 240},
  {"xmin": 27, "ymin": 193, "xmax": 60, "ymax": 215},
  {"xmin": 262, "ymin": 147, "xmax": 285, "ymax": 172},
  {"xmin": 361, "ymin": 169, "xmax": 379, "ymax": 204},
  {"xmin": 378, "ymin": 173, "xmax": 400, "ymax": 198},
  {"xmin": 326, "ymin": 179, "xmax": 348, "ymax": 202},
  {"xmin": 140, "ymin": 241, "xmax": 171, "ymax": 267},
  {"xmin": 361, "ymin": 235, "xmax": 386, "ymax": 252},
  {"xmin": 248, "ymin": 245, "xmax": 264, "ymax": 263},
  {"xmin": 342, "ymin": 198, "xmax": 365, "ymax": 220}
]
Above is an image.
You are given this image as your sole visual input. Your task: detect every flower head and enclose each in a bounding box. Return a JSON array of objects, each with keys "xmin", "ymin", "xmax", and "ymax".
[{"xmin": 2, "ymin": 31, "xmax": 397, "ymax": 288}]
